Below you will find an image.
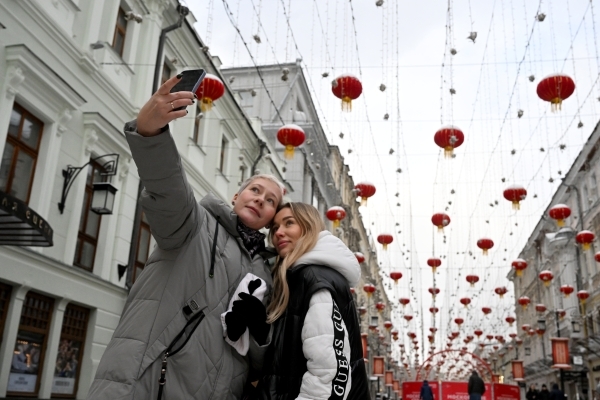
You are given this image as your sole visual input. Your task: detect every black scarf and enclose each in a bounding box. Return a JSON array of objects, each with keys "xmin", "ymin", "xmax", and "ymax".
[{"xmin": 236, "ymin": 220, "xmax": 266, "ymax": 258}]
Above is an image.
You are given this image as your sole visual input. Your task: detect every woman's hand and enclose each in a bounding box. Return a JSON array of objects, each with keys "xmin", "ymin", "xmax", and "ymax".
[{"xmin": 136, "ymin": 74, "xmax": 196, "ymax": 137}]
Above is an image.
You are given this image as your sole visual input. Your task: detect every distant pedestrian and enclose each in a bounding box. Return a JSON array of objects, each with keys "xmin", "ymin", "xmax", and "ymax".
[
  {"xmin": 420, "ymin": 380, "xmax": 434, "ymax": 400},
  {"xmin": 527, "ymin": 384, "xmax": 539, "ymax": 400},
  {"xmin": 468, "ymin": 370, "xmax": 486, "ymax": 400},
  {"xmin": 539, "ymin": 384, "xmax": 551, "ymax": 400},
  {"xmin": 549, "ymin": 384, "xmax": 566, "ymax": 400}
]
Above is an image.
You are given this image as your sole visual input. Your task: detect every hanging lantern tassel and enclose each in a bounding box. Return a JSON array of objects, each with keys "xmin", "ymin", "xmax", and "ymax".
[
  {"xmin": 284, "ymin": 144, "xmax": 295, "ymax": 159},
  {"xmin": 444, "ymin": 146, "xmax": 454, "ymax": 158},
  {"xmin": 201, "ymin": 97, "xmax": 213, "ymax": 112},
  {"xmin": 342, "ymin": 96, "xmax": 352, "ymax": 112},
  {"xmin": 332, "ymin": 218, "xmax": 340, "ymax": 229}
]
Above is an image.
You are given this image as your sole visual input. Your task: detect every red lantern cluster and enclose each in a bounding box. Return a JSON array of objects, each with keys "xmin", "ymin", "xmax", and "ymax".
[
  {"xmin": 536, "ymin": 73, "xmax": 576, "ymax": 111},
  {"xmin": 277, "ymin": 124, "xmax": 306, "ymax": 159},
  {"xmin": 390, "ymin": 271, "xmax": 403, "ymax": 284},
  {"xmin": 512, "ymin": 259, "xmax": 528, "ymax": 277},
  {"xmin": 576, "ymin": 230, "xmax": 595, "ymax": 251},
  {"xmin": 377, "ymin": 233, "xmax": 394, "ymax": 250},
  {"xmin": 460, "ymin": 297, "xmax": 471, "ymax": 308},
  {"xmin": 331, "ymin": 74, "xmax": 363, "ymax": 111},
  {"xmin": 466, "ymin": 274, "xmax": 480, "ymax": 287},
  {"xmin": 325, "ymin": 206, "xmax": 346, "ymax": 228},
  {"xmin": 559, "ymin": 284, "xmax": 574, "ymax": 297},
  {"xmin": 431, "ymin": 213, "xmax": 451, "ymax": 232},
  {"xmin": 539, "ymin": 270, "xmax": 554, "ymax": 287},
  {"xmin": 477, "ymin": 238, "xmax": 494, "ymax": 255},
  {"xmin": 549, "ymin": 204, "xmax": 571, "ymax": 227},
  {"xmin": 196, "ymin": 73, "xmax": 225, "ymax": 112},
  {"xmin": 503, "ymin": 185, "xmax": 527, "ymax": 210},
  {"xmin": 354, "ymin": 182, "xmax": 376, "ymax": 206},
  {"xmin": 518, "ymin": 296, "xmax": 531, "ymax": 309},
  {"xmin": 495, "ymin": 286, "xmax": 508, "ymax": 298},
  {"xmin": 434, "ymin": 125, "xmax": 465, "ymax": 157},
  {"xmin": 427, "ymin": 257, "xmax": 442, "ymax": 273}
]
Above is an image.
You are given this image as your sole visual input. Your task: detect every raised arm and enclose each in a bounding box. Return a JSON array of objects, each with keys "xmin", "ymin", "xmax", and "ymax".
[{"xmin": 125, "ymin": 75, "xmax": 200, "ymax": 250}]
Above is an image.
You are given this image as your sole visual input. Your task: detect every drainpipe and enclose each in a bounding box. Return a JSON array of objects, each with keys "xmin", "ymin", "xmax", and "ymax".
[{"xmin": 251, "ymin": 140, "xmax": 267, "ymax": 175}]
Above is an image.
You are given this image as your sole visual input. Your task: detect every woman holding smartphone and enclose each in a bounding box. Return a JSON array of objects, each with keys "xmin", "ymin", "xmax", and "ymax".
[
  {"xmin": 242, "ymin": 202, "xmax": 370, "ymax": 400},
  {"xmin": 87, "ymin": 74, "xmax": 284, "ymax": 400}
]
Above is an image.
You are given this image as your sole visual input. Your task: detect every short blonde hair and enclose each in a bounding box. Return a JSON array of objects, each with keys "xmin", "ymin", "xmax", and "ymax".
[{"xmin": 238, "ymin": 174, "xmax": 285, "ymax": 201}]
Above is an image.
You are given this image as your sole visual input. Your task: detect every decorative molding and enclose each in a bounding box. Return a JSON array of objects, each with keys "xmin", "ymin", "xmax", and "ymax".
[
  {"xmin": 118, "ymin": 158, "xmax": 131, "ymax": 181},
  {"xmin": 57, "ymin": 108, "xmax": 73, "ymax": 136},
  {"xmin": 5, "ymin": 66, "xmax": 25, "ymax": 98},
  {"xmin": 84, "ymin": 128, "xmax": 99, "ymax": 155}
]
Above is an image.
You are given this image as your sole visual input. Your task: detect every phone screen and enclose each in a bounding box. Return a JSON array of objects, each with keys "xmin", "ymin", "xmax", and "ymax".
[{"xmin": 170, "ymin": 69, "xmax": 207, "ymax": 95}]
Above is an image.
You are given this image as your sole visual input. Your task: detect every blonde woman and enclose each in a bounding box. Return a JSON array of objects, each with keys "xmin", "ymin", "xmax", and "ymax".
[{"xmin": 253, "ymin": 202, "xmax": 370, "ymax": 400}]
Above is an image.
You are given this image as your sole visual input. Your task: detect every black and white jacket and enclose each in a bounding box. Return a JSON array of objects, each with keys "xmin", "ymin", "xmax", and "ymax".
[{"xmin": 257, "ymin": 231, "xmax": 370, "ymax": 400}]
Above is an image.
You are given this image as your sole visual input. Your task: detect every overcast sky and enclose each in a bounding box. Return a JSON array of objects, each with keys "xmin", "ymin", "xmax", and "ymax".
[{"xmin": 186, "ymin": 0, "xmax": 600, "ymax": 374}]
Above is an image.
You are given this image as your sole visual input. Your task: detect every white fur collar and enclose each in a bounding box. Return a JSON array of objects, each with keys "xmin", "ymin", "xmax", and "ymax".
[{"xmin": 292, "ymin": 231, "xmax": 361, "ymax": 286}]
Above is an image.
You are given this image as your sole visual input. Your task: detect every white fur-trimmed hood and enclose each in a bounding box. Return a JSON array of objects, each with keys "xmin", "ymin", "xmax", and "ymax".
[{"xmin": 292, "ymin": 230, "xmax": 361, "ymax": 286}]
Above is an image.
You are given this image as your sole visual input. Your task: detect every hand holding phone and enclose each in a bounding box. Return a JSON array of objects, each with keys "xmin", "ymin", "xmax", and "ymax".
[{"xmin": 170, "ymin": 69, "xmax": 206, "ymax": 110}]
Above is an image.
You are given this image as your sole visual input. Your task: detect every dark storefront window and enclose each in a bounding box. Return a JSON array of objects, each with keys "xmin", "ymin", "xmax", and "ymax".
[
  {"xmin": 7, "ymin": 292, "xmax": 54, "ymax": 396},
  {"xmin": 52, "ymin": 304, "xmax": 89, "ymax": 398},
  {"xmin": 0, "ymin": 283, "xmax": 12, "ymax": 346}
]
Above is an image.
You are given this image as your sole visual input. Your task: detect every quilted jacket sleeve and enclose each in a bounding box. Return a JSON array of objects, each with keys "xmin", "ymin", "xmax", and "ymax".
[
  {"xmin": 125, "ymin": 120, "xmax": 201, "ymax": 250},
  {"xmin": 298, "ymin": 289, "xmax": 352, "ymax": 400}
]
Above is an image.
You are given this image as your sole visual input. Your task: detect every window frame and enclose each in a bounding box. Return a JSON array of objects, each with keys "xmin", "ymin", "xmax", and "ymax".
[
  {"xmin": 2, "ymin": 103, "xmax": 44, "ymax": 204},
  {"xmin": 73, "ymin": 159, "xmax": 106, "ymax": 271},
  {"xmin": 7, "ymin": 291, "xmax": 54, "ymax": 397},
  {"xmin": 219, "ymin": 136, "xmax": 229, "ymax": 173},
  {"xmin": 161, "ymin": 61, "xmax": 172, "ymax": 86},
  {"xmin": 51, "ymin": 304, "xmax": 90, "ymax": 398},
  {"xmin": 193, "ymin": 103, "xmax": 204, "ymax": 145},
  {"xmin": 112, "ymin": 7, "xmax": 128, "ymax": 57}
]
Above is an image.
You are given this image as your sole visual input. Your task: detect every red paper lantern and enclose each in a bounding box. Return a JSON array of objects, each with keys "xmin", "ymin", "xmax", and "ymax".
[
  {"xmin": 390, "ymin": 271, "xmax": 403, "ymax": 284},
  {"xmin": 509, "ymin": 333, "xmax": 517, "ymax": 339},
  {"xmin": 196, "ymin": 73, "xmax": 225, "ymax": 112},
  {"xmin": 539, "ymin": 270, "xmax": 554, "ymax": 287},
  {"xmin": 518, "ymin": 296, "xmax": 530, "ymax": 309},
  {"xmin": 429, "ymin": 307, "xmax": 439, "ymax": 314},
  {"xmin": 549, "ymin": 204, "xmax": 571, "ymax": 227},
  {"xmin": 430, "ymin": 327, "xmax": 438, "ymax": 333},
  {"xmin": 466, "ymin": 274, "xmax": 480, "ymax": 287},
  {"xmin": 482, "ymin": 307, "xmax": 492, "ymax": 315},
  {"xmin": 350, "ymin": 287, "xmax": 355, "ymax": 294},
  {"xmin": 434, "ymin": 125, "xmax": 465, "ymax": 157},
  {"xmin": 521, "ymin": 324, "xmax": 531, "ymax": 332},
  {"xmin": 428, "ymin": 287, "xmax": 440, "ymax": 298},
  {"xmin": 535, "ymin": 304, "xmax": 547, "ymax": 313},
  {"xmin": 277, "ymin": 124, "xmax": 306, "ymax": 159},
  {"xmin": 486, "ymin": 334, "xmax": 494, "ymax": 340},
  {"xmin": 355, "ymin": 252, "xmax": 365, "ymax": 263},
  {"xmin": 512, "ymin": 259, "xmax": 528, "ymax": 277},
  {"xmin": 595, "ymin": 252, "xmax": 600, "ymax": 263},
  {"xmin": 399, "ymin": 297, "xmax": 410, "ymax": 307},
  {"xmin": 427, "ymin": 257, "xmax": 442, "ymax": 273},
  {"xmin": 372, "ymin": 355, "xmax": 385, "ymax": 376},
  {"xmin": 460, "ymin": 297, "xmax": 471, "ymax": 307},
  {"xmin": 358, "ymin": 306, "xmax": 367, "ymax": 316},
  {"xmin": 431, "ymin": 213, "xmax": 451, "ymax": 232},
  {"xmin": 363, "ymin": 283, "xmax": 376, "ymax": 297},
  {"xmin": 560, "ymin": 284, "xmax": 574, "ymax": 297},
  {"xmin": 474, "ymin": 329, "xmax": 483, "ymax": 337},
  {"xmin": 454, "ymin": 317, "xmax": 464, "ymax": 326},
  {"xmin": 355, "ymin": 182, "xmax": 376, "ymax": 206},
  {"xmin": 384, "ymin": 321, "xmax": 393, "ymax": 331},
  {"xmin": 495, "ymin": 286, "xmax": 508, "ymax": 298},
  {"xmin": 325, "ymin": 206, "xmax": 346, "ymax": 228},
  {"xmin": 477, "ymin": 238, "xmax": 494, "ymax": 255},
  {"xmin": 503, "ymin": 185, "xmax": 527, "ymax": 210},
  {"xmin": 557, "ymin": 309, "xmax": 566, "ymax": 319},
  {"xmin": 375, "ymin": 302, "xmax": 386, "ymax": 313},
  {"xmin": 537, "ymin": 73, "xmax": 576, "ymax": 111},
  {"xmin": 576, "ymin": 230, "xmax": 595, "ymax": 251},
  {"xmin": 577, "ymin": 290, "xmax": 590, "ymax": 304},
  {"xmin": 403, "ymin": 314, "xmax": 413, "ymax": 322},
  {"xmin": 331, "ymin": 74, "xmax": 363, "ymax": 111},
  {"xmin": 377, "ymin": 233, "xmax": 394, "ymax": 250},
  {"xmin": 505, "ymin": 316, "xmax": 516, "ymax": 326},
  {"xmin": 452, "ymin": 332, "xmax": 460, "ymax": 339}
]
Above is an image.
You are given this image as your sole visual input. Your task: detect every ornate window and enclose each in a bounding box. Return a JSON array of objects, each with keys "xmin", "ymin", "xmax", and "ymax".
[
  {"xmin": 0, "ymin": 103, "xmax": 44, "ymax": 203},
  {"xmin": 112, "ymin": 7, "xmax": 128, "ymax": 57}
]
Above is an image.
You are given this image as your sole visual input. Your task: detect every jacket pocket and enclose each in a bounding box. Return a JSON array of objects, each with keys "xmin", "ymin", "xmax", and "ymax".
[{"xmin": 157, "ymin": 310, "xmax": 205, "ymax": 400}]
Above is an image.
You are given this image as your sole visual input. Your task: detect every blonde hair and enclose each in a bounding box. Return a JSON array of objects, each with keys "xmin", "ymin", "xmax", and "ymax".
[
  {"xmin": 267, "ymin": 202, "xmax": 325, "ymax": 323},
  {"xmin": 238, "ymin": 174, "xmax": 285, "ymax": 200}
]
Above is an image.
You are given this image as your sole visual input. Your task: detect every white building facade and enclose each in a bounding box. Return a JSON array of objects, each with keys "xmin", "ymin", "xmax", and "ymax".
[{"xmin": 0, "ymin": 1, "xmax": 286, "ymax": 398}]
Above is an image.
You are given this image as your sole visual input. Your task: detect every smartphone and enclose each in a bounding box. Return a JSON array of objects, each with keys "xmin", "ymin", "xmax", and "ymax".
[{"xmin": 170, "ymin": 69, "xmax": 207, "ymax": 110}]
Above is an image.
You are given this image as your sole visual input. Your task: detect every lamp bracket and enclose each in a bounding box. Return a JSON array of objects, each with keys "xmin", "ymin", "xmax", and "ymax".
[{"xmin": 58, "ymin": 153, "xmax": 119, "ymax": 214}]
